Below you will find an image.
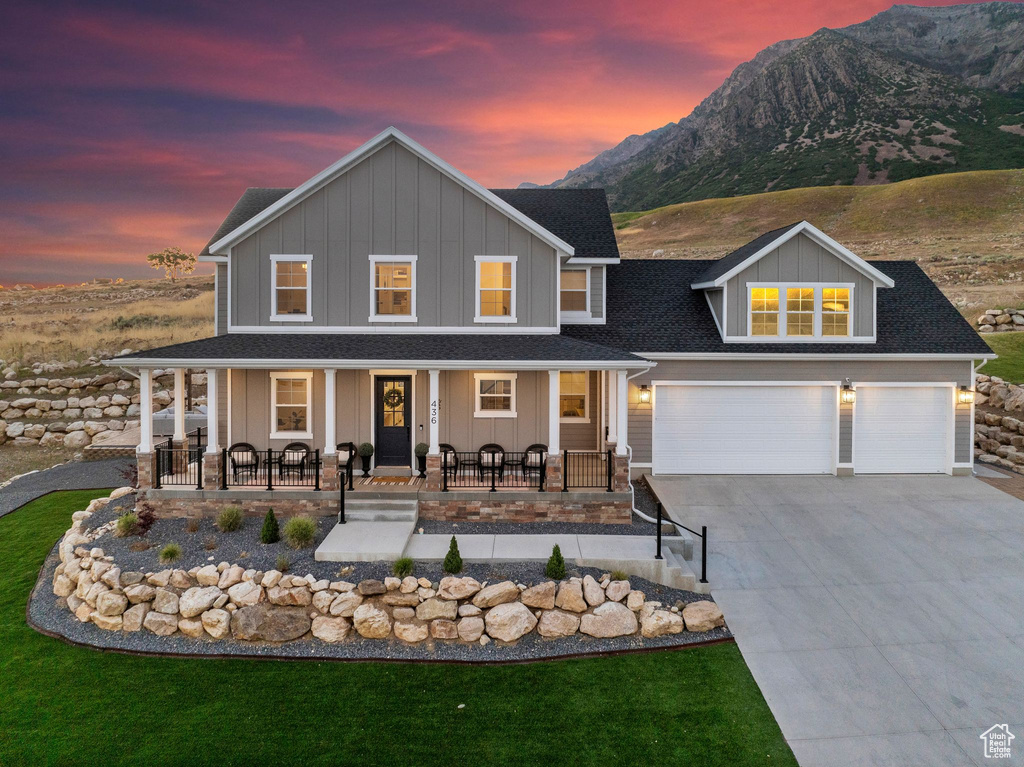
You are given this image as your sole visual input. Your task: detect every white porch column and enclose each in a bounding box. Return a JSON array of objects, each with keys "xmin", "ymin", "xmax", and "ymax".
[
  {"xmin": 607, "ymin": 369, "xmax": 618, "ymax": 447},
  {"xmin": 428, "ymin": 369, "xmax": 440, "ymax": 454},
  {"xmin": 615, "ymin": 369, "xmax": 628, "ymax": 456},
  {"xmin": 138, "ymin": 368, "xmax": 153, "ymax": 454},
  {"xmin": 172, "ymin": 368, "xmax": 186, "ymax": 443},
  {"xmin": 548, "ymin": 370, "xmax": 560, "ymax": 453},
  {"xmin": 324, "ymin": 368, "xmax": 337, "ymax": 455},
  {"xmin": 205, "ymin": 368, "xmax": 219, "ymax": 454}
]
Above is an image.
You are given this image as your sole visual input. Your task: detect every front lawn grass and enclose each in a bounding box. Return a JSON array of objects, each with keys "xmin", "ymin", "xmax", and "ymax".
[
  {"xmin": 0, "ymin": 490, "xmax": 796, "ymax": 767},
  {"xmin": 983, "ymin": 332, "xmax": 1024, "ymax": 383}
]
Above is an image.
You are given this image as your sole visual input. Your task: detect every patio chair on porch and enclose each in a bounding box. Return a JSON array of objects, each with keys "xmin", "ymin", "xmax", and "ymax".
[
  {"xmin": 277, "ymin": 442, "xmax": 311, "ymax": 481},
  {"xmin": 478, "ymin": 443, "xmax": 505, "ymax": 483},
  {"xmin": 336, "ymin": 442, "xmax": 356, "ymax": 488},
  {"xmin": 439, "ymin": 443, "xmax": 459, "ymax": 481},
  {"xmin": 227, "ymin": 442, "xmax": 260, "ymax": 483},
  {"xmin": 520, "ymin": 443, "xmax": 548, "ymax": 483}
]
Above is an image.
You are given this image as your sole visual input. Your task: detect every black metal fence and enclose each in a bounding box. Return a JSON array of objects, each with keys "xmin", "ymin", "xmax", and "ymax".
[
  {"xmin": 563, "ymin": 449, "xmax": 613, "ymax": 491},
  {"xmin": 154, "ymin": 445, "xmax": 203, "ymax": 488},
  {"xmin": 441, "ymin": 450, "xmax": 545, "ymax": 491},
  {"xmin": 221, "ymin": 447, "xmax": 321, "ymax": 490}
]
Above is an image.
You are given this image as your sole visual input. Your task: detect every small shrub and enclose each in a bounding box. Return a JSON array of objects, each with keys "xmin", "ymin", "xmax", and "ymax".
[
  {"xmin": 261, "ymin": 508, "xmax": 280, "ymax": 544},
  {"xmin": 283, "ymin": 515, "xmax": 316, "ymax": 549},
  {"xmin": 610, "ymin": 569, "xmax": 629, "ymax": 582},
  {"xmin": 184, "ymin": 518, "xmax": 200, "ymax": 534},
  {"xmin": 135, "ymin": 502, "xmax": 157, "ymax": 536},
  {"xmin": 393, "ymin": 557, "xmax": 414, "ymax": 577},
  {"xmin": 276, "ymin": 555, "xmax": 290, "ymax": 573},
  {"xmin": 357, "ymin": 442, "xmax": 374, "ymax": 457},
  {"xmin": 443, "ymin": 536, "xmax": 463, "ymax": 574},
  {"xmin": 216, "ymin": 506, "xmax": 243, "ymax": 532},
  {"xmin": 414, "ymin": 442, "xmax": 429, "ymax": 457},
  {"xmin": 545, "ymin": 544, "xmax": 566, "ymax": 580},
  {"xmin": 114, "ymin": 513, "xmax": 138, "ymax": 538},
  {"xmin": 159, "ymin": 543, "xmax": 182, "ymax": 564},
  {"xmin": 204, "ymin": 535, "xmax": 218, "ymax": 551}
]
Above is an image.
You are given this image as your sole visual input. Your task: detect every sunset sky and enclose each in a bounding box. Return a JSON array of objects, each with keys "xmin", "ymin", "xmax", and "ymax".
[{"xmin": 0, "ymin": 0, "xmax": 998, "ymax": 285}]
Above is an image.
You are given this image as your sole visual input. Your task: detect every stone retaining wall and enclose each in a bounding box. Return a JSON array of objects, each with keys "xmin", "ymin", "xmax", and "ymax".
[
  {"xmin": 419, "ymin": 497, "xmax": 633, "ymax": 524},
  {"xmin": 52, "ymin": 490, "xmax": 724, "ymax": 648},
  {"xmin": 977, "ymin": 309, "xmax": 1024, "ymax": 333}
]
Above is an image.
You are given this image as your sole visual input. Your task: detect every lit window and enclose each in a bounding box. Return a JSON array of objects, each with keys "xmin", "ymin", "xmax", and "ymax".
[
  {"xmin": 374, "ymin": 262, "xmax": 413, "ymax": 316},
  {"xmin": 271, "ymin": 256, "xmax": 311, "ymax": 320},
  {"xmin": 822, "ymin": 288, "xmax": 850, "ymax": 336},
  {"xmin": 786, "ymin": 287, "xmax": 814, "ymax": 336},
  {"xmin": 270, "ymin": 372, "xmax": 312, "ymax": 438},
  {"xmin": 750, "ymin": 287, "xmax": 779, "ymax": 336},
  {"xmin": 561, "ymin": 270, "xmax": 589, "ymax": 313},
  {"xmin": 475, "ymin": 257, "xmax": 516, "ymax": 322},
  {"xmin": 474, "ymin": 373, "xmax": 517, "ymax": 418},
  {"xmin": 559, "ymin": 371, "xmax": 589, "ymax": 421}
]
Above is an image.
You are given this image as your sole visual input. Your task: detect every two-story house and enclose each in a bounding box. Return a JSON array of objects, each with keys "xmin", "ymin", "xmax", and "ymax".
[{"xmin": 113, "ymin": 127, "xmax": 992, "ymax": 523}]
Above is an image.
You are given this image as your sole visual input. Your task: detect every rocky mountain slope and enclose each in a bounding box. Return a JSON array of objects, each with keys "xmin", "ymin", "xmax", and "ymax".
[{"xmin": 538, "ymin": 2, "xmax": 1024, "ymax": 210}]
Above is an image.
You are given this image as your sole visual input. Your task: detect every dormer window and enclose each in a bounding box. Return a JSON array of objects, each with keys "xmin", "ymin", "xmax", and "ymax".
[{"xmin": 748, "ymin": 283, "xmax": 853, "ymax": 339}]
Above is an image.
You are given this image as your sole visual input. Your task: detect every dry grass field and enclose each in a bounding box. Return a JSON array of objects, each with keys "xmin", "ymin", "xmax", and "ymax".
[
  {"xmin": 613, "ymin": 169, "xmax": 1024, "ymax": 314},
  {"xmin": 0, "ymin": 275, "xmax": 214, "ymax": 366}
]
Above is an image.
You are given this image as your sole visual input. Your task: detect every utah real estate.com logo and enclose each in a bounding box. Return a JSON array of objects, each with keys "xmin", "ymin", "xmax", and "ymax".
[{"xmin": 980, "ymin": 724, "xmax": 1014, "ymax": 759}]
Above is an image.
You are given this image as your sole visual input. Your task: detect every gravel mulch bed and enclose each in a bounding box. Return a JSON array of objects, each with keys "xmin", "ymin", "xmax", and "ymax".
[
  {"xmin": 415, "ymin": 480, "xmax": 664, "ymax": 536},
  {"xmin": 28, "ymin": 491, "xmax": 730, "ymax": 664}
]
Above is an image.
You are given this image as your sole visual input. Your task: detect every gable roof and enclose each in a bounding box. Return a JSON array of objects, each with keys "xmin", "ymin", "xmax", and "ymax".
[
  {"xmin": 562, "ymin": 259, "xmax": 992, "ymax": 357},
  {"xmin": 202, "ymin": 126, "xmax": 574, "ymax": 258},
  {"xmin": 200, "ymin": 188, "xmax": 291, "ymax": 257},
  {"xmin": 690, "ymin": 220, "xmax": 895, "ymax": 289}
]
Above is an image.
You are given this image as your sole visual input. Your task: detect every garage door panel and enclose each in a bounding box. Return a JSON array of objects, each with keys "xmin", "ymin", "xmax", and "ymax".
[
  {"xmin": 653, "ymin": 385, "xmax": 835, "ymax": 475},
  {"xmin": 854, "ymin": 386, "xmax": 950, "ymax": 474}
]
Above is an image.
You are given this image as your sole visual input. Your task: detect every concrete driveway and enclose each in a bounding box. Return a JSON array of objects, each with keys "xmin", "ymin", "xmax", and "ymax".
[{"xmin": 647, "ymin": 473, "xmax": 1024, "ymax": 767}]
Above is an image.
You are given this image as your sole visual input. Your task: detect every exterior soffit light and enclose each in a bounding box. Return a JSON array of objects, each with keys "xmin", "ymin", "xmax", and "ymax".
[{"xmin": 638, "ymin": 384, "xmax": 652, "ymax": 404}]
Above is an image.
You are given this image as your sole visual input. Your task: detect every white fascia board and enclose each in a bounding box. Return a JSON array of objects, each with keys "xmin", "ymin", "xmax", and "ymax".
[
  {"xmin": 207, "ymin": 126, "xmax": 575, "ymax": 258},
  {"xmin": 198, "ymin": 255, "xmax": 228, "ymax": 263},
  {"xmin": 565, "ymin": 257, "xmax": 619, "ymax": 265},
  {"xmin": 635, "ymin": 352, "xmax": 995, "ymax": 361},
  {"xmin": 690, "ymin": 221, "xmax": 895, "ymax": 290},
  {"xmin": 106, "ymin": 358, "xmax": 654, "ymax": 371}
]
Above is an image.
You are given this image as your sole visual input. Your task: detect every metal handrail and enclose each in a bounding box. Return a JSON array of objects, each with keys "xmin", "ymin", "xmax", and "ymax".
[{"xmin": 655, "ymin": 502, "xmax": 708, "ymax": 584}]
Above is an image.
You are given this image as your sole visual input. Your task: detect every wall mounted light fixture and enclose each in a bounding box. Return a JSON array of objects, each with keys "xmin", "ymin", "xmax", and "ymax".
[{"xmin": 638, "ymin": 384, "xmax": 651, "ymax": 404}]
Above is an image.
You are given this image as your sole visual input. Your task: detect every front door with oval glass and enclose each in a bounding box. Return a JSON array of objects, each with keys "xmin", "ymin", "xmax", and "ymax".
[{"xmin": 375, "ymin": 376, "xmax": 411, "ymax": 466}]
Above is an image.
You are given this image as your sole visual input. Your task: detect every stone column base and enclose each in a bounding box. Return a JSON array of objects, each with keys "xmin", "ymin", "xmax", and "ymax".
[
  {"xmin": 321, "ymin": 452, "xmax": 340, "ymax": 492},
  {"xmin": 544, "ymin": 455, "xmax": 563, "ymax": 493},
  {"xmin": 425, "ymin": 453, "xmax": 442, "ymax": 492},
  {"xmin": 202, "ymin": 452, "xmax": 222, "ymax": 490},
  {"xmin": 611, "ymin": 453, "xmax": 630, "ymax": 492},
  {"xmin": 137, "ymin": 452, "xmax": 156, "ymax": 490}
]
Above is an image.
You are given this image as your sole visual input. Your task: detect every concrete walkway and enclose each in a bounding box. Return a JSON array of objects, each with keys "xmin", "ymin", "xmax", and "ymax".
[
  {"xmin": 647, "ymin": 474, "xmax": 1024, "ymax": 767},
  {"xmin": 0, "ymin": 457, "xmax": 132, "ymax": 517}
]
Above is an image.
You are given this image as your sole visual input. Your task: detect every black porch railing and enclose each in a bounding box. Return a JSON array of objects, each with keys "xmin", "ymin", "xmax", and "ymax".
[
  {"xmin": 154, "ymin": 445, "xmax": 203, "ymax": 488},
  {"xmin": 441, "ymin": 451, "xmax": 546, "ymax": 492},
  {"xmin": 563, "ymin": 449, "xmax": 613, "ymax": 492},
  {"xmin": 655, "ymin": 501, "xmax": 708, "ymax": 585},
  {"xmin": 220, "ymin": 447, "xmax": 321, "ymax": 490}
]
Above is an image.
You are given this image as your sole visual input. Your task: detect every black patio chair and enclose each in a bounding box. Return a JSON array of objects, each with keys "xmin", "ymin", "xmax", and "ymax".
[
  {"xmin": 227, "ymin": 442, "xmax": 260, "ymax": 483},
  {"xmin": 277, "ymin": 442, "xmax": 310, "ymax": 481},
  {"xmin": 336, "ymin": 441, "xmax": 356, "ymax": 489},
  {"xmin": 478, "ymin": 443, "xmax": 505, "ymax": 483},
  {"xmin": 439, "ymin": 443, "xmax": 459, "ymax": 481},
  {"xmin": 520, "ymin": 443, "xmax": 548, "ymax": 483}
]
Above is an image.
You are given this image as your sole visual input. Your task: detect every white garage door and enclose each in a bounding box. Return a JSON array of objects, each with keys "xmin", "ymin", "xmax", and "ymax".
[
  {"xmin": 652, "ymin": 385, "xmax": 836, "ymax": 474},
  {"xmin": 854, "ymin": 386, "xmax": 951, "ymax": 474}
]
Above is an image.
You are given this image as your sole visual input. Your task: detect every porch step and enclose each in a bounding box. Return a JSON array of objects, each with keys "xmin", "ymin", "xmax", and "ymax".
[
  {"xmin": 343, "ymin": 498, "xmax": 418, "ymax": 522},
  {"xmin": 314, "ymin": 519, "xmax": 416, "ymax": 562},
  {"xmin": 661, "ymin": 539, "xmax": 703, "ymax": 593}
]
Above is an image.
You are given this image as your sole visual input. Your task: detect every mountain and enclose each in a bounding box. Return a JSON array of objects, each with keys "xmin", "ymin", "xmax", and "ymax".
[{"xmin": 537, "ymin": 2, "xmax": 1024, "ymax": 211}]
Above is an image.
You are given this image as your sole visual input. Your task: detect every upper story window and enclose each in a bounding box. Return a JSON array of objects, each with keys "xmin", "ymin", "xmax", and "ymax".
[
  {"xmin": 270, "ymin": 255, "xmax": 312, "ymax": 321},
  {"xmin": 270, "ymin": 371, "xmax": 312, "ymax": 439},
  {"xmin": 474, "ymin": 256, "xmax": 517, "ymax": 323},
  {"xmin": 474, "ymin": 373, "xmax": 517, "ymax": 418},
  {"xmin": 560, "ymin": 269, "xmax": 589, "ymax": 313},
  {"xmin": 559, "ymin": 371, "xmax": 589, "ymax": 422},
  {"xmin": 369, "ymin": 255, "xmax": 417, "ymax": 322},
  {"xmin": 749, "ymin": 283, "xmax": 852, "ymax": 339}
]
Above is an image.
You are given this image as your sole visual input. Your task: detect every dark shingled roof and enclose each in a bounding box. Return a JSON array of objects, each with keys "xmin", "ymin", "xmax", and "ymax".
[
  {"xmin": 562, "ymin": 259, "xmax": 992, "ymax": 356},
  {"xmin": 115, "ymin": 333, "xmax": 646, "ymax": 365},
  {"xmin": 201, "ymin": 187, "xmax": 619, "ymax": 260},
  {"xmin": 690, "ymin": 222, "xmax": 803, "ymax": 286}
]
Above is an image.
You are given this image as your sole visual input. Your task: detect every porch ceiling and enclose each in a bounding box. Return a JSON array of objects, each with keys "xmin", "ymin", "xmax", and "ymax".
[{"xmin": 109, "ymin": 333, "xmax": 651, "ymax": 370}]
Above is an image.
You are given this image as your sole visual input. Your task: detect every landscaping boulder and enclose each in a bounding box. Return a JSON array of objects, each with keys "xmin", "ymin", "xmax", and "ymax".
[
  {"xmin": 95, "ymin": 591, "xmax": 128, "ymax": 617},
  {"xmin": 311, "ymin": 616, "xmax": 350, "ymax": 643},
  {"xmin": 472, "ymin": 580, "xmax": 519, "ymax": 608},
  {"xmin": 122, "ymin": 603, "xmax": 149, "ymax": 632},
  {"xmin": 218, "ymin": 565, "xmax": 244, "ymax": 590},
  {"xmin": 178, "ymin": 617, "xmax": 205, "ymax": 638},
  {"xmin": 267, "ymin": 585, "xmax": 312, "ymax": 606},
  {"xmin": 582, "ymin": 575, "xmax": 606, "ymax": 607},
  {"xmin": 457, "ymin": 616, "xmax": 485, "ymax": 642},
  {"xmin": 640, "ymin": 610, "xmax": 684, "ymax": 638},
  {"xmin": 521, "ymin": 581, "xmax": 556, "ymax": 609},
  {"xmin": 554, "ymin": 581, "xmax": 587, "ymax": 613},
  {"xmin": 230, "ymin": 605, "xmax": 312, "ymax": 641},
  {"xmin": 430, "ymin": 619, "xmax": 459, "ymax": 640},
  {"xmin": 394, "ymin": 620, "xmax": 428, "ymax": 642},
  {"xmin": 400, "ymin": 576, "xmax": 418, "ymax": 593},
  {"xmin": 91, "ymin": 612, "xmax": 123, "ymax": 631},
  {"xmin": 537, "ymin": 609, "xmax": 581, "ymax": 638},
  {"xmin": 227, "ymin": 581, "xmax": 263, "ymax": 607},
  {"xmin": 484, "ymin": 602, "xmax": 537, "ymax": 642},
  {"xmin": 352, "ymin": 603, "xmax": 391, "ymax": 639},
  {"xmin": 382, "ymin": 591, "xmax": 420, "ymax": 607},
  {"xmin": 416, "ymin": 597, "xmax": 457, "ymax": 621},
  {"xmin": 312, "ymin": 590, "xmax": 336, "ymax": 613},
  {"xmin": 201, "ymin": 609, "xmax": 231, "ymax": 639},
  {"xmin": 357, "ymin": 579, "xmax": 386, "ymax": 596},
  {"xmin": 179, "ymin": 586, "xmax": 223, "ymax": 618},
  {"xmin": 328, "ymin": 591, "xmax": 363, "ymax": 618},
  {"xmin": 196, "ymin": 565, "xmax": 220, "ymax": 586},
  {"xmin": 438, "ymin": 576, "xmax": 482, "ymax": 601},
  {"xmin": 580, "ymin": 602, "xmax": 638, "ymax": 638},
  {"xmin": 682, "ymin": 601, "xmax": 725, "ymax": 632},
  {"xmin": 124, "ymin": 584, "xmax": 155, "ymax": 604},
  {"xmin": 605, "ymin": 580, "xmax": 631, "ymax": 602},
  {"xmin": 626, "ymin": 591, "xmax": 645, "ymax": 611},
  {"xmin": 143, "ymin": 610, "xmax": 179, "ymax": 636},
  {"xmin": 152, "ymin": 588, "xmax": 179, "ymax": 614}
]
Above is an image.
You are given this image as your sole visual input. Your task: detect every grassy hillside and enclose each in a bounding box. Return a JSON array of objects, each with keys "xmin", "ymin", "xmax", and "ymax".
[{"xmin": 614, "ymin": 168, "xmax": 1024, "ymax": 312}]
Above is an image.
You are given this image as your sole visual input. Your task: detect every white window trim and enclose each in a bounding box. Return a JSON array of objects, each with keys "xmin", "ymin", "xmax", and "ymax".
[
  {"xmin": 270, "ymin": 371, "xmax": 313, "ymax": 440},
  {"xmin": 559, "ymin": 266, "xmax": 591, "ymax": 320},
  {"xmin": 473, "ymin": 255, "xmax": 517, "ymax": 324},
  {"xmin": 473, "ymin": 372, "xmax": 517, "ymax": 418},
  {"xmin": 369, "ymin": 255, "xmax": 418, "ymax": 323},
  {"xmin": 559, "ymin": 370, "xmax": 590, "ymax": 423},
  {"xmin": 269, "ymin": 254, "xmax": 312, "ymax": 322},
  {"xmin": 746, "ymin": 282, "xmax": 857, "ymax": 341}
]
